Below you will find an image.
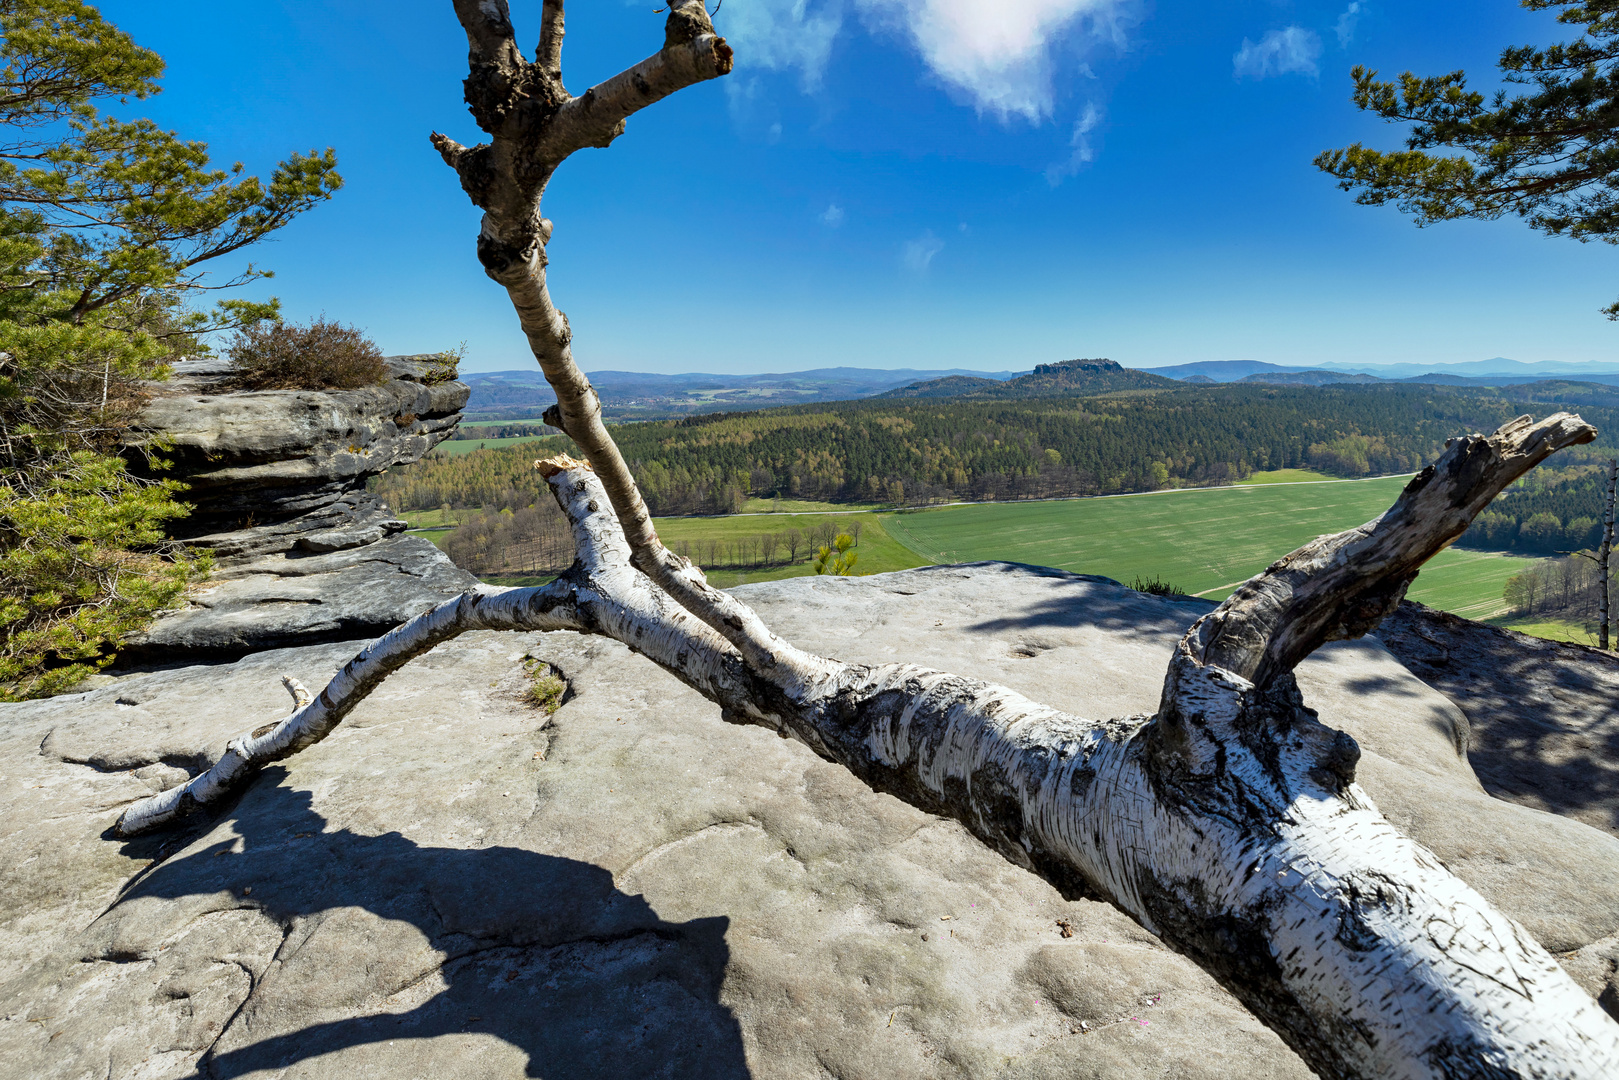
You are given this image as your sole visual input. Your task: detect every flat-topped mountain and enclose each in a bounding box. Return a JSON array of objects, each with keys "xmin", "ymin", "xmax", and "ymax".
[{"xmin": 880, "ymin": 358, "xmax": 1179, "ymax": 399}]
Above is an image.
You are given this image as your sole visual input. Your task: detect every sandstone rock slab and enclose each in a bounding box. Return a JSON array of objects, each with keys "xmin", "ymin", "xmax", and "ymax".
[
  {"xmin": 1379, "ymin": 600, "xmax": 1619, "ymax": 836},
  {"xmin": 2, "ymin": 565, "xmax": 1616, "ymax": 1079},
  {"xmin": 123, "ymin": 535, "xmax": 477, "ymax": 661}
]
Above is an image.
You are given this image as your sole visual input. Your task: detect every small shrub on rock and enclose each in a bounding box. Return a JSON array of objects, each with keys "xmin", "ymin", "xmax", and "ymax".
[
  {"xmin": 523, "ymin": 658, "xmax": 567, "ymax": 714},
  {"xmin": 422, "ymin": 344, "xmax": 464, "ymax": 386},
  {"xmin": 1131, "ymin": 574, "xmax": 1187, "ymax": 598},
  {"xmin": 229, "ymin": 318, "xmax": 387, "ymax": 391}
]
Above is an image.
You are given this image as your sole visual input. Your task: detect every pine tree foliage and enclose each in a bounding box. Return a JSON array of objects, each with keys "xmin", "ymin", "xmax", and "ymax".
[
  {"xmin": 1317, "ymin": 0, "xmax": 1619, "ymax": 314},
  {"xmin": 0, "ymin": 1, "xmax": 340, "ymax": 698}
]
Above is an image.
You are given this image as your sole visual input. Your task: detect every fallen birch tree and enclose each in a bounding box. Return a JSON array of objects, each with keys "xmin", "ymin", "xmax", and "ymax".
[{"xmin": 116, "ymin": 4, "xmax": 1619, "ymax": 1077}]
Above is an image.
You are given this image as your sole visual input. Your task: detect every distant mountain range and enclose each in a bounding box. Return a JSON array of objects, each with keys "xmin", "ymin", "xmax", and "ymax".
[
  {"xmin": 1137, "ymin": 357, "xmax": 1619, "ymax": 387},
  {"xmin": 459, "ymin": 356, "xmax": 1619, "ymax": 419},
  {"xmin": 461, "ymin": 366, "xmax": 1024, "ymax": 419}
]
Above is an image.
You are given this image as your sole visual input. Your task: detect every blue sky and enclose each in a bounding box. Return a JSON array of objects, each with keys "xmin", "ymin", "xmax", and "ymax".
[{"xmin": 97, "ymin": 1, "xmax": 1619, "ymax": 374}]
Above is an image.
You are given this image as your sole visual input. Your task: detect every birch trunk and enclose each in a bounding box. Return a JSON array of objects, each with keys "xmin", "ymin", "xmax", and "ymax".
[
  {"xmin": 113, "ymin": 5, "xmax": 1619, "ymax": 1076},
  {"xmin": 1601, "ymin": 458, "xmax": 1615, "ymax": 650}
]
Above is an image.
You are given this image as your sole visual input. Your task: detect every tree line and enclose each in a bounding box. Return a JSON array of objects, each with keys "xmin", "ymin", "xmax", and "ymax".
[
  {"xmin": 1461, "ymin": 463, "xmax": 1616, "ymax": 554},
  {"xmin": 374, "ymin": 384, "xmax": 1618, "ymax": 539},
  {"xmin": 436, "ymin": 483, "xmax": 867, "ymax": 580},
  {"xmin": 1502, "ymin": 553, "xmax": 1613, "ymax": 626}
]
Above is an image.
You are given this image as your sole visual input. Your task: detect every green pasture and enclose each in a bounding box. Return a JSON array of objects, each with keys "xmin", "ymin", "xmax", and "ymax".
[
  {"xmin": 653, "ymin": 512, "xmax": 924, "ymax": 587},
  {"xmin": 402, "ymin": 474, "xmax": 1555, "ymax": 637},
  {"xmin": 1487, "ymin": 616, "xmax": 1597, "ymax": 645},
  {"xmin": 735, "ymin": 496, "xmax": 885, "ymax": 514},
  {"xmin": 1404, "ymin": 549, "xmax": 1536, "ymax": 621},
  {"xmin": 879, "ymin": 476, "xmax": 1422, "ymax": 599},
  {"xmin": 431, "ymin": 435, "xmax": 553, "ymax": 457},
  {"xmin": 875, "ymin": 477, "xmax": 1543, "ymax": 622}
]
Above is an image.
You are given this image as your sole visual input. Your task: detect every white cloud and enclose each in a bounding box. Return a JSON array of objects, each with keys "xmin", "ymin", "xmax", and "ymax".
[
  {"xmin": 902, "ymin": 231, "xmax": 945, "ymax": 272},
  {"xmin": 1334, "ymin": 2, "xmax": 1363, "ymax": 48},
  {"xmin": 821, "ymin": 203, "xmax": 845, "ymax": 226},
  {"xmin": 1044, "ymin": 101, "xmax": 1103, "ymax": 185},
  {"xmin": 854, "ymin": 0, "xmax": 1133, "ymax": 122},
  {"xmin": 723, "ymin": 0, "xmax": 845, "ymax": 91},
  {"xmin": 1233, "ymin": 27, "xmax": 1321, "ymax": 81}
]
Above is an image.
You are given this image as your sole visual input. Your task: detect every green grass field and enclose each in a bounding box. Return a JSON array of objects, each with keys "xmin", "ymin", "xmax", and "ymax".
[
  {"xmin": 875, "ymin": 476, "xmax": 1537, "ymax": 616},
  {"xmin": 1403, "ymin": 549, "xmax": 1537, "ymax": 620},
  {"xmin": 1487, "ymin": 616, "xmax": 1596, "ymax": 645},
  {"xmin": 401, "ymin": 473, "xmax": 1557, "ymax": 637},
  {"xmin": 653, "ymin": 512, "xmax": 924, "ymax": 587},
  {"xmin": 735, "ymin": 496, "xmax": 885, "ymax": 514},
  {"xmin": 880, "ymin": 477, "xmax": 1424, "ymax": 599},
  {"xmin": 431, "ymin": 435, "xmax": 553, "ymax": 457}
]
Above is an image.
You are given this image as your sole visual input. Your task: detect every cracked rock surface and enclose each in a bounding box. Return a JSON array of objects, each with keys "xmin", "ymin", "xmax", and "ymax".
[{"xmin": 2, "ymin": 565, "xmax": 1616, "ymax": 1078}]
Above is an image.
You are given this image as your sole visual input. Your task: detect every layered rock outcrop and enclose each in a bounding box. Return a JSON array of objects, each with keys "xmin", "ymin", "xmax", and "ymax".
[
  {"xmin": 120, "ymin": 356, "xmax": 478, "ymax": 661},
  {"xmin": 2, "ymin": 565, "xmax": 1615, "ymax": 1079}
]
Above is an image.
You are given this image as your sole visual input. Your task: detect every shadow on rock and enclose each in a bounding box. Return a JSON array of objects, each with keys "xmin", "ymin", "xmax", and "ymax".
[
  {"xmin": 1379, "ymin": 601, "xmax": 1619, "ymax": 836},
  {"xmin": 110, "ymin": 773, "xmax": 750, "ymax": 1079},
  {"xmin": 963, "ymin": 564, "xmax": 1214, "ymax": 640}
]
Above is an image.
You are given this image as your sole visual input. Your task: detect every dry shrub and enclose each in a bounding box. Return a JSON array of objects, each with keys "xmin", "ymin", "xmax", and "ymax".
[{"xmin": 229, "ymin": 318, "xmax": 387, "ymax": 391}]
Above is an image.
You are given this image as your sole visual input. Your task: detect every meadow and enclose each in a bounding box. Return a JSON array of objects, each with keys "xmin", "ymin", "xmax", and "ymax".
[
  {"xmin": 408, "ymin": 473, "xmax": 1548, "ymax": 633},
  {"xmin": 876, "ymin": 476, "xmax": 1536, "ymax": 612}
]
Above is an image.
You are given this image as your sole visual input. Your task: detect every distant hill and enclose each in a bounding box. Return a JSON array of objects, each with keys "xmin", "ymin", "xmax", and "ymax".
[
  {"xmin": 879, "ymin": 358, "xmax": 1178, "ymax": 400},
  {"xmin": 1239, "ymin": 370, "xmax": 1385, "ymax": 386},
  {"xmin": 1137, "ymin": 360, "xmax": 1311, "ymax": 381},
  {"xmin": 1133, "ymin": 356, "xmax": 1619, "ymax": 385},
  {"xmin": 1316, "ymin": 356, "xmax": 1619, "ymax": 380},
  {"xmin": 461, "ymin": 365, "xmax": 1024, "ymax": 420},
  {"xmin": 874, "ymin": 374, "xmax": 1006, "ymax": 399}
]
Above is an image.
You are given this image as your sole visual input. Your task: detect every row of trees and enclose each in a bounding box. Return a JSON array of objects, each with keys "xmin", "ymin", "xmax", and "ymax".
[
  {"xmin": 438, "ymin": 488, "xmax": 867, "ymax": 578},
  {"xmin": 665, "ymin": 519, "xmax": 864, "ymax": 572},
  {"xmin": 371, "ymin": 382, "xmax": 1618, "ymax": 523},
  {"xmin": 1503, "ymin": 553, "xmax": 1612, "ymax": 620}
]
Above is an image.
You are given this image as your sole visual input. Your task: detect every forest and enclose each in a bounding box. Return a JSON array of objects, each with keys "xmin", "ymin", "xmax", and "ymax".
[{"xmin": 374, "ymin": 382, "xmax": 1619, "ymax": 534}]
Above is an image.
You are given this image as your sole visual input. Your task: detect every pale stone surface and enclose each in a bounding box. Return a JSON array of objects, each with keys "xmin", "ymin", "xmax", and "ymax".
[
  {"xmin": 136, "ymin": 355, "xmax": 468, "ymax": 555},
  {"xmin": 2, "ymin": 565, "xmax": 1615, "ymax": 1078}
]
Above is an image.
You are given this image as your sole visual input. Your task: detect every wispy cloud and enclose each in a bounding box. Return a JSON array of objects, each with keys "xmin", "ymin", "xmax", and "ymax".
[
  {"xmin": 1044, "ymin": 102, "xmax": 1103, "ymax": 185},
  {"xmin": 854, "ymin": 0, "xmax": 1134, "ymax": 122},
  {"xmin": 903, "ymin": 231, "xmax": 945, "ymax": 272},
  {"xmin": 821, "ymin": 203, "xmax": 845, "ymax": 226},
  {"xmin": 723, "ymin": 0, "xmax": 845, "ymax": 91},
  {"xmin": 1334, "ymin": 2, "xmax": 1363, "ymax": 48},
  {"xmin": 1233, "ymin": 27, "xmax": 1321, "ymax": 81}
]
